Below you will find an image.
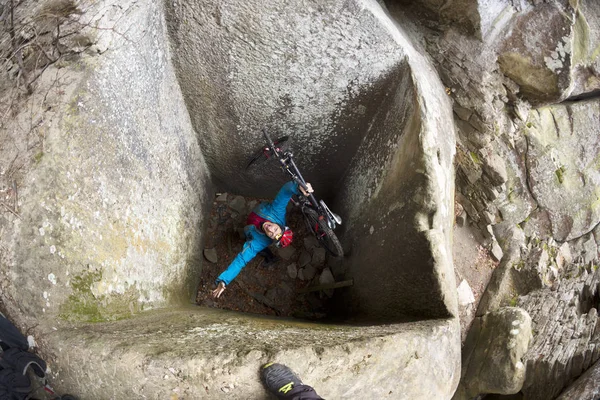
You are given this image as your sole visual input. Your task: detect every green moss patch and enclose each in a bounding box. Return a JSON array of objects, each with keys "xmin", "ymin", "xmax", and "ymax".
[
  {"xmin": 59, "ymin": 270, "xmax": 139, "ymax": 323},
  {"xmin": 555, "ymin": 165, "xmax": 566, "ymax": 184}
]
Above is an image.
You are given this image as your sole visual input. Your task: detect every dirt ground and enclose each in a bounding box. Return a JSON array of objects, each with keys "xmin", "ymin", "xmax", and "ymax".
[{"xmin": 453, "ymin": 220, "xmax": 499, "ymax": 343}]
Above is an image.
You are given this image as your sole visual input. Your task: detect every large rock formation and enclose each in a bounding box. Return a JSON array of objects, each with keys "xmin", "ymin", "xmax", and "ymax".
[
  {"xmin": 519, "ymin": 264, "xmax": 600, "ymax": 400},
  {"xmin": 525, "ymin": 101, "xmax": 600, "ymax": 242},
  {"xmin": 0, "ymin": 0, "xmax": 211, "ymax": 324},
  {"xmin": 557, "ymin": 359, "xmax": 600, "ymax": 400},
  {"xmin": 2, "ymin": 0, "xmax": 598, "ymax": 397},
  {"xmin": 387, "ymin": 0, "xmax": 600, "ymax": 398},
  {"xmin": 0, "ymin": 0, "xmax": 459, "ymax": 398},
  {"xmin": 457, "ymin": 307, "xmax": 532, "ymax": 398}
]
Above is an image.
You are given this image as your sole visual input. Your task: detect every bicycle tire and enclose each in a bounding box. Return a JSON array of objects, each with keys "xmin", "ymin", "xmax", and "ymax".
[
  {"xmin": 303, "ymin": 207, "xmax": 344, "ymax": 257},
  {"xmin": 245, "ymin": 136, "xmax": 289, "ymax": 170}
]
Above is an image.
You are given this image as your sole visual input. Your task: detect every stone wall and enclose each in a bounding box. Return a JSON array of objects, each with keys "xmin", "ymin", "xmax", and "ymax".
[
  {"xmin": 384, "ymin": 0, "xmax": 600, "ymax": 397},
  {"xmin": 519, "ymin": 265, "xmax": 600, "ymax": 400},
  {"xmin": 334, "ymin": 10, "xmax": 457, "ymax": 320},
  {"xmin": 164, "ymin": 0, "xmax": 409, "ymax": 198}
]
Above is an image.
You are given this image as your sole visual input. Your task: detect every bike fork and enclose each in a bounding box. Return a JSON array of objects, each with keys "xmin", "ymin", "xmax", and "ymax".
[{"xmin": 320, "ymin": 200, "xmax": 342, "ymax": 229}]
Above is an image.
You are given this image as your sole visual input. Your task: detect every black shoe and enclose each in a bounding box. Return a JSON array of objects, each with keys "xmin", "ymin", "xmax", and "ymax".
[
  {"xmin": 259, "ymin": 257, "xmax": 277, "ymax": 269},
  {"xmin": 261, "ymin": 363, "xmax": 302, "ymax": 397}
]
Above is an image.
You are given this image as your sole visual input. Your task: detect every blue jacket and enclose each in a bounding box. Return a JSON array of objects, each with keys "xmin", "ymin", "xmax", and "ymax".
[{"xmin": 216, "ymin": 181, "xmax": 300, "ymax": 285}]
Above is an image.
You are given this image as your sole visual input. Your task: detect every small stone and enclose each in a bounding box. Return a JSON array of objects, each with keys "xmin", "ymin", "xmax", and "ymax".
[
  {"xmin": 277, "ymin": 245, "xmax": 296, "ymax": 260},
  {"xmin": 297, "ymin": 268, "xmax": 305, "ymax": 280},
  {"xmin": 456, "ymin": 192, "xmax": 480, "ymax": 223},
  {"xmin": 481, "ymin": 224, "xmax": 494, "ymax": 240},
  {"xmin": 582, "ymin": 237, "xmax": 597, "ymax": 265},
  {"xmin": 303, "ymin": 236, "xmax": 319, "ymax": 251},
  {"xmin": 287, "ymin": 263, "xmax": 298, "ymax": 279},
  {"xmin": 491, "ymin": 241, "xmax": 503, "ymax": 262},
  {"xmin": 216, "ymin": 193, "xmax": 228, "ymax": 202},
  {"xmin": 319, "ymin": 268, "xmax": 335, "ymax": 284},
  {"xmin": 457, "ymin": 280, "xmax": 475, "ymax": 306},
  {"xmin": 229, "ymin": 195, "xmax": 246, "ymax": 215},
  {"xmin": 483, "ymin": 153, "xmax": 508, "ymax": 186},
  {"xmin": 302, "ymin": 265, "xmax": 317, "ymax": 281},
  {"xmin": 556, "ymin": 242, "xmax": 572, "ymax": 269},
  {"xmin": 319, "ymin": 268, "xmax": 335, "ymax": 298},
  {"xmin": 454, "ymin": 105, "xmax": 473, "ymax": 121},
  {"xmin": 204, "ymin": 248, "xmax": 218, "ymax": 263},
  {"xmin": 482, "ymin": 210, "xmax": 495, "ymax": 225},
  {"xmin": 456, "ymin": 210, "xmax": 467, "ymax": 227},
  {"xmin": 311, "ymin": 247, "xmax": 326, "ymax": 267},
  {"xmin": 247, "ymin": 200, "xmax": 258, "ymax": 214},
  {"xmin": 298, "ymin": 250, "xmax": 311, "ymax": 268},
  {"xmin": 319, "ymin": 268, "xmax": 335, "ymax": 297}
]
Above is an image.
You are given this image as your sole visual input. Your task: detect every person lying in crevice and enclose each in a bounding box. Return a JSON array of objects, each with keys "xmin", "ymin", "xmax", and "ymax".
[{"xmin": 212, "ymin": 180, "xmax": 313, "ymax": 299}]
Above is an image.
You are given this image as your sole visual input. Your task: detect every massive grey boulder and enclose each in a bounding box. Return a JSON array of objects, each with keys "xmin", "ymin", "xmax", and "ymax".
[
  {"xmin": 0, "ymin": 0, "xmax": 211, "ymax": 324},
  {"xmin": 525, "ymin": 100, "xmax": 600, "ymax": 242},
  {"xmin": 45, "ymin": 307, "xmax": 461, "ymax": 399},
  {"xmin": 166, "ymin": 0, "xmax": 409, "ymax": 198},
  {"xmin": 455, "ymin": 307, "xmax": 532, "ymax": 398}
]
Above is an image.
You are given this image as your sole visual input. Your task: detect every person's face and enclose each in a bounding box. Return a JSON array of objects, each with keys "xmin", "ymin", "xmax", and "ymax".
[{"xmin": 263, "ymin": 221, "xmax": 282, "ymax": 239}]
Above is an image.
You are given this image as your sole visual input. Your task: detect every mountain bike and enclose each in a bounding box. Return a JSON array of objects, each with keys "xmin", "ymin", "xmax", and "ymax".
[{"xmin": 246, "ymin": 130, "xmax": 344, "ymax": 257}]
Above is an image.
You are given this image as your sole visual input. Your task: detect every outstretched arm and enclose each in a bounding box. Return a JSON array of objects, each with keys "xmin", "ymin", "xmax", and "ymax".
[{"xmin": 213, "ymin": 239, "xmax": 267, "ymax": 298}]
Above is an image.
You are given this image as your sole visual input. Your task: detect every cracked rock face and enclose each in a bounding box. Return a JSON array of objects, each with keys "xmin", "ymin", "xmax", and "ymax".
[
  {"xmin": 519, "ymin": 266, "xmax": 600, "ymax": 400},
  {"xmin": 525, "ymin": 100, "xmax": 600, "ymax": 241}
]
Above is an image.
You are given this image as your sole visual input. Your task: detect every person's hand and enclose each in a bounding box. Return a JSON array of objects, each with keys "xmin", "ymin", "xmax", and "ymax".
[
  {"xmin": 212, "ymin": 281, "xmax": 226, "ymax": 298},
  {"xmin": 300, "ymin": 182, "xmax": 314, "ymax": 196}
]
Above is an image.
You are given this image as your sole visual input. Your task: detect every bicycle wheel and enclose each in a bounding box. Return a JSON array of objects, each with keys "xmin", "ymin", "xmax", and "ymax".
[
  {"xmin": 245, "ymin": 136, "xmax": 289, "ymax": 169},
  {"xmin": 303, "ymin": 208, "xmax": 344, "ymax": 257}
]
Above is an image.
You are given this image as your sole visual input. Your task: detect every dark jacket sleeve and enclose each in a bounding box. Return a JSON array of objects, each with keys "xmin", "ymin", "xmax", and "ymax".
[{"xmin": 216, "ymin": 234, "xmax": 269, "ymax": 285}]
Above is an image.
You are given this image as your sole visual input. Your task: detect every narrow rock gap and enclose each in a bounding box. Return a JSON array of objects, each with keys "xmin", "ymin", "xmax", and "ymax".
[
  {"xmin": 522, "ymin": 124, "xmax": 541, "ymax": 212},
  {"xmin": 564, "ymin": 88, "xmax": 600, "ymax": 102},
  {"xmin": 578, "ymin": 276, "xmax": 600, "ymax": 317}
]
